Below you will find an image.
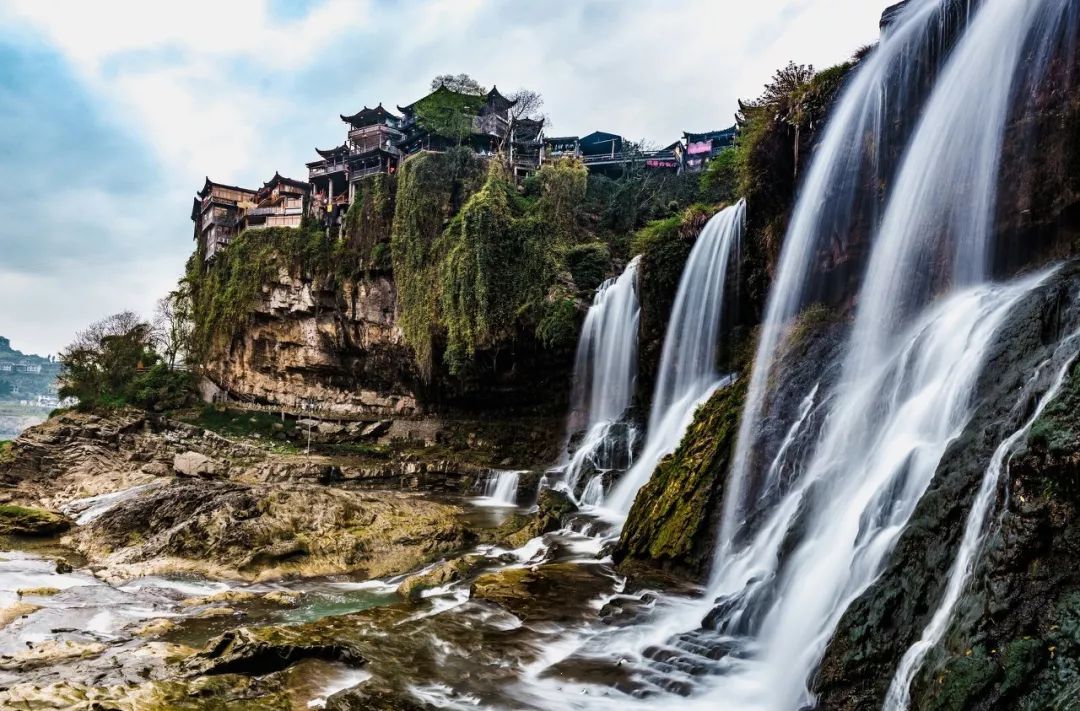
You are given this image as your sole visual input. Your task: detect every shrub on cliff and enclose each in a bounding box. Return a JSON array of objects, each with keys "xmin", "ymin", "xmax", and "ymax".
[
  {"xmin": 184, "ymin": 222, "xmax": 334, "ymax": 359},
  {"xmin": 391, "ymin": 147, "xmax": 486, "ymax": 377},
  {"xmin": 342, "ymin": 174, "xmax": 395, "ymax": 275},
  {"xmin": 438, "ymin": 163, "xmax": 558, "ymax": 375}
]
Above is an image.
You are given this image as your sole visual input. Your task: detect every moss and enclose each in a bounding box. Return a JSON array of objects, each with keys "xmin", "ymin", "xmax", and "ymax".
[
  {"xmin": 614, "ymin": 380, "xmax": 747, "ymax": 580},
  {"xmin": 0, "ymin": 504, "xmax": 71, "ymax": 536},
  {"xmin": 342, "ymin": 174, "xmax": 395, "ymax": 276},
  {"xmin": 0, "ymin": 440, "xmax": 11, "ymax": 465},
  {"xmin": 390, "ymin": 147, "xmax": 486, "ymax": 377},
  {"xmin": 437, "ymin": 162, "xmax": 564, "ymax": 376},
  {"xmin": 535, "ymin": 295, "xmax": 581, "ymax": 351},
  {"xmin": 564, "ymin": 242, "xmax": 611, "ymax": 292}
]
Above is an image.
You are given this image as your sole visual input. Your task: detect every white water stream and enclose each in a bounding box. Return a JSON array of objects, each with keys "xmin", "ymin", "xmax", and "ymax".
[{"xmin": 604, "ymin": 201, "xmax": 744, "ymax": 516}]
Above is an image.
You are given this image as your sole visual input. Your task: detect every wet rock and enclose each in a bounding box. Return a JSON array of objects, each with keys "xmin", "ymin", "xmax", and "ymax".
[
  {"xmin": 186, "ymin": 627, "xmax": 365, "ymax": 676},
  {"xmin": 814, "ymin": 263, "xmax": 1080, "ymax": 709},
  {"xmin": 180, "ymin": 590, "xmax": 259, "ymax": 607},
  {"xmin": 194, "ymin": 606, "xmax": 240, "ymax": 619},
  {"xmin": 327, "ymin": 686, "xmax": 435, "ymax": 710},
  {"xmin": 54, "ymin": 558, "xmax": 73, "ymax": 574},
  {"xmin": 70, "ymin": 480, "xmax": 475, "ymax": 582},
  {"xmin": 396, "ymin": 554, "xmax": 486, "ymax": 600},
  {"xmin": 17, "ymin": 586, "xmax": 60, "ymax": 597},
  {"xmin": 0, "ymin": 504, "xmax": 71, "ymax": 536},
  {"xmin": 470, "ymin": 562, "xmax": 612, "ymax": 621},
  {"xmin": 360, "ymin": 420, "xmax": 393, "ymax": 439},
  {"xmin": 0, "ymin": 640, "xmax": 106, "ymax": 671},
  {"xmin": 172, "ymin": 451, "xmax": 220, "ymax": 478},
  {"xmin": 262, "ymin": 590, "xmax": 301, "ymax": 606},
  {"xmin": 495, "ymin": 488, "xmax": 578, "ymax": 549},
  {"xmin": 615, "ymin": 380, "xmax": 746, "ymax": 582},
  {"xmin": 132, "ymin": 618, "xmax": 178, "ymax": 637}
]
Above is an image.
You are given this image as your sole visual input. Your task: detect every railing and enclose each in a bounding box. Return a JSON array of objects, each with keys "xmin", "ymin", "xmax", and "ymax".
[{"xmin": 245, "ymin": 206, "xmax": 304, "ymax": 217}]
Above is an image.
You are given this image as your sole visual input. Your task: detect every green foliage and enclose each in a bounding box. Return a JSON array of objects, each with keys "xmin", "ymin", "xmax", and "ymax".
[
  {"xmin": 415, "ymin": 88, "xmax": 485, "ymax": 144},
  {"xmin": 630, "ymin": 213, "xmax": 682, "ymax": 256},
  {"xmin": 391, "ymin": 147, "xmax": 486, "ymax": 377},
  {"xmin": 564, "ymin": 242, "xmax": 611, "ymax": 292},
  {"xmin": 0, "ymin": 379, "xmax": 11, "ymax": 397},
  {"xmin": 0, "ymin": 440, "xmax": 11, "ymax": 465},
  {"xmin": 535, "ymin": 296, "xmax": 581, "ymax": 351},
  {"xmin": 733, "ymin": 60, "xmax": 856, "ymax": 274},
  {"xmin": 700, "ymin": 146, "xmax": 739, "ymax": 204},
  {"xmin": 130, "ymin": 363, "xmax": 195, "ymax": 412},
  {"xmin": 533, "ymin": 158, "xmax": 588, "ymax": 244},
  {"xmin": 185, "ymin": 223, "xmax": 335, "ymax": 359},
  {"xmin": 342, "ymin": 174, "xmax": 395, "ymax": 275},
  {"xmin": 185, "ymin": 404, "xmax": 298, "ymax": 443},
  {"xmin": 438, "ymin": 162, "xmax": 557, "ymax": 375},
  {"xmin": 58, "ymin": 312, "xmax": 191, "ymax": 412}
]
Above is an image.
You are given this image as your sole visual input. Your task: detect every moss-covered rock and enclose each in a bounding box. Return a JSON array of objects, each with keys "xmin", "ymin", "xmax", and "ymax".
[
  {"xmin": 0, "ymin": 504, "xmax": 71, "ymax": 536},
  {"xmin": 613, "ymin": 380, "xmax": 746, "ymax": 581}
]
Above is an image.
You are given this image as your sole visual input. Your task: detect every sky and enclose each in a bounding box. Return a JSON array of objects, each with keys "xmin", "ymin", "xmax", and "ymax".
[{"xmin": 0, "ymin": 0, "xmax": 891, "ymax": 356}]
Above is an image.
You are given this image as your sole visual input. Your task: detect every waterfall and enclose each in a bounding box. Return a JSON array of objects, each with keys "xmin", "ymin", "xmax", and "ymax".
[
  {"xmin": 604, "ymin": 201, "xmax": 745, "ymax": 516},
  {"xmin": 700, "ymin": 274, "xmax": 1049, "ymax": 711},
  {"xmin": 692, "ymin": 1, "xmax": 1079, "ymax": 709},
  {"xmin": 475, "ymin": 470, "xmax": 522, "ymax": 507},
  {"xmin": 884, "ymin": 325, "xmax": 1080, "ymax": 710},
  {"xmin": 723, "ymin": 0, "xmax": 965, "ymax": 542},
  {"xmin": 558, "ymin": 257, "xmax": 641, "ymax": 499}
]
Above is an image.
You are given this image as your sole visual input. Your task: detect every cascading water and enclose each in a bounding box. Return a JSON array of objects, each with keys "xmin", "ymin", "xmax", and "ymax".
[
  {"xmin": 557, "ymin": 257, "xmax": 641, "ymax": 500},
  {"xmin": 723, "ymin": 0, "xmax": 969, "ymax": 540},
  {"xmin": 691, "ymin": 1, "xmax": 1080, "ymax": 709},
  {"xmin": 604, "ymin": 200, "xmax": 745, "ymax": 516},
  {"xmin": 475, "ymin": 470, "xmax": 522, "ymax": 507},
  {"xmin": 884, "ymin": 323, "xmax": 1080, "ymax": 710}
]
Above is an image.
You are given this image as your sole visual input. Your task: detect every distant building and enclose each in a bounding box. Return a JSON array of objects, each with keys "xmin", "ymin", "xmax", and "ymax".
[
  {"xmin": 241, "ymin": 173, "xmax": 310, "ymax": 231},
  {"xmin": 193, "ymin": 178, "xmax": 257, "ymax": 261},
  {"xmin": 682, "ymin": 127, "xmax": 736, "ymax": 173},
  {"xmin": 192, "ymin": 174, "xmax": 309, "ymax": 261}
]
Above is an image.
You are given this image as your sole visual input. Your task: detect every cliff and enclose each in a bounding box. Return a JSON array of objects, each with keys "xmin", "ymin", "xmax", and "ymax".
[{"xmin": 202, "ymin": 270, "xmax": 420, "ymax": 417}]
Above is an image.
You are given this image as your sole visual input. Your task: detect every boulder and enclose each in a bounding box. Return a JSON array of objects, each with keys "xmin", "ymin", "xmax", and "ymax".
[
  {"xmin": 172, "ymin": 451, "xmax": 220, "ymax": 478},
  {"xmin": 360, "ymin": 420, "xmax": 393, "ymax": 439},
  {"xmin": 469, "ymin": 563, "xmax": 612, "ymax": 621}
]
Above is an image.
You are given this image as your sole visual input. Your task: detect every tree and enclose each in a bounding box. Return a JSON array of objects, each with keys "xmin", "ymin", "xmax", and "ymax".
[
  {"xmin": 0, "ymin": 379, "xmax": 11, "ymax": 398},
  {"xmin": 430, "ymin": 73, "xmax": 485, "ymax": 95},
  {"xmin": 502, "ymin": 87, "xmax": 546, "ymax": 152},
  {"xmin": 58, "ymin": 311, "xmax": 192, "ymax": 411},
  {"xmin": 153, "ymin": 287, "xmax": 193, "ymax": 370}
]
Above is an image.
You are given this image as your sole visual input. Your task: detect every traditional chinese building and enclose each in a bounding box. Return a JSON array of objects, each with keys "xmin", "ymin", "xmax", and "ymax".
[
  {"xmin": 682, "ymin": 127, "xmax": 737, "ymax": 172},
  {"xmin": 192, "ymin": 178, "xmax": 257, "ymax": 261},
  {"xmin": 241, "ymin": 172, "xmax": 310, "ymax": 231}
]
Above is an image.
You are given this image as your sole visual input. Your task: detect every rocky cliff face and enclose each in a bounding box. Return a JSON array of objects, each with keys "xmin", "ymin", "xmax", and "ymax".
[{"xmin": 204, "ymin": 270, "xmax": 421, "ymax": 418}]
